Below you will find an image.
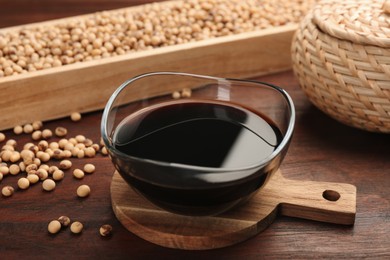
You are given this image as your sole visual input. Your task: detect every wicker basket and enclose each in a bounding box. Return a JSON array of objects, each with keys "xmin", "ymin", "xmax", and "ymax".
[{"xmin": 291, "ymin": 0, "xmax": 390, "ymax": 133}]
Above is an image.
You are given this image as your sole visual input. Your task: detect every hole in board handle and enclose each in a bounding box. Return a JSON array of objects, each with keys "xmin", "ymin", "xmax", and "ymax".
[{"xmin": 322, "ymin": 190, "xmax": 341, "ymax": 202}]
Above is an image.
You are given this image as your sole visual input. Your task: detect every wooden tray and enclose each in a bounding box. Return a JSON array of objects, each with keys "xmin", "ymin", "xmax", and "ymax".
[
  {"xmin": 110, "ymin": 170, "xmax": 357, "ymax": 250},
  {"xmin": 0, "ymin": 3, "xmax": 297, "ymax": 130}
]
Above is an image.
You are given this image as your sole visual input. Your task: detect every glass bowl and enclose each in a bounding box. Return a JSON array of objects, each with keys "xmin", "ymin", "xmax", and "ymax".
[{"xmin": 102, "ymin": 72, "xmax": 295, "ymax": 216}]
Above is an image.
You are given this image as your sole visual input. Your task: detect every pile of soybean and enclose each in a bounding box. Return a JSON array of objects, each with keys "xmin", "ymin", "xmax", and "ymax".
[{"xmin": 0, "ymin": 0, "xmax": 316, "ymax": 77}]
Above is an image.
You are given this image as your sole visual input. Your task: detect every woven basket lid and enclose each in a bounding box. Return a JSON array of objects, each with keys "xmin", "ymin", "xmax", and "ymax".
[{"xmin": 312, "ymin": 0, "xmax": 390, "ymax": 47}]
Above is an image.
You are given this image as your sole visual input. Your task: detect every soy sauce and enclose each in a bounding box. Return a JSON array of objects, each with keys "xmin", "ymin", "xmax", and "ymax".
[
  {"xmin": 111, "ymin": 99, "xmax": 283, "ymax": 215},
  {"xmin": 114, "ymin": 100, "xmax": 282, "ymax": 166}
]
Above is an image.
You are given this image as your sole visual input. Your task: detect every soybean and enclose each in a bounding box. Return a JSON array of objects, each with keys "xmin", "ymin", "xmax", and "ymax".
[
  {"xmin": 32, "ymin": 121, "xmax": 43, "ymax": 130},
  {"xmin": 41, "ymin": 129, "xmax": 53, "ymax": 139},
  {"xmin": 58, "ymin": 216, "xmax": 71, "ymax": 227},
  {"xmin": 13, "ymin": 125, "xmax": 23, "ymax": 135},
  {"xmin": 23, "ymin": 124, "xmax": 34, "ymax": 134},
  {"xmin": 70, "ymin": 221, "xmax": 83, "ymax": 234},
  {"xmin": 73, "ymin": 169, "xmax": 85, "ymax": 179},
  {"xmin": 42, "ymin": 179, "xmax": 56, "ymax": 191},
  {"xmin": 27, "ymin": 174, "xmax": 39, "ymax": 184},
  {"xmin": 83, "ymin": 164, "xmax": 95, "ymax": 174},
  {"xmin": 0, "ymin": 165, "xmax": 9, "ymax": 175},
  {"xmin": 32, "ymin": 130, "xmax": 42, "ymax": 141},
  {"xmin": 59, "ymin": 159, "xmax": 72, "ymax": 170},
  {"xmin": 99, "ymin": 224, "xmax": 113, "ymax": 237},
  {"xmin": 71, "ymin": 112, "xmax": 82, "ymax": 122},
  {"xmin": 52, "ymin": 169, "xmax": 65, "ymax": 181},
  {"xmin": 48, "ymin": 220, "xmax": 62, "ymax": 234},
  {"xmin": 2, "ymin": 186, "xmax": 14, "ymax": 197},
  {"xmin": 101, "ymin": 146, "xmax": 108, "ymax": 155},
  {"xmin": 76, "ymin": 184, "xmax": 90, "ymax": 197},
  {"xmin": 36, "ymin": 169, "xmax": 48, "ymax": 180},
  {"xmin": 17, "ymin": 177, "xmax": 30, "ymax": 189},
  {"xmin": 9, "ymin": 164, "xmax": 20, "ymax": 175},
  {"xmin": 55, "ymin": 127, "xmax": 68, "ymax": 137}
]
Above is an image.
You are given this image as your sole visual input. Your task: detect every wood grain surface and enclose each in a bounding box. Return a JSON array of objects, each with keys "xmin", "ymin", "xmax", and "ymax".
[{"xmin": 0, "ymin": 1, "xmax": 389, "ymax": 259}]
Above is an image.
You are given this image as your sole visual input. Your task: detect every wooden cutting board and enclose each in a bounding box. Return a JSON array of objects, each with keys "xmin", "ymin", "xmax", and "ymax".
[{"xmin": 110, "ymin": 170, "xmax": 356, "ymax": 250}]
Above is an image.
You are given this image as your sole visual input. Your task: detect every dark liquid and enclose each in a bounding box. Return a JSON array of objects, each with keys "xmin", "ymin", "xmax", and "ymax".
[{"xmin": 111, "ymin": 99, "xmax": 283, "ymax": 215}]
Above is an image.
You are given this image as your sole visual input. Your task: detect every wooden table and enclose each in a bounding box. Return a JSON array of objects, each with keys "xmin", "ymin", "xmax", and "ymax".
[{"xmin": 1, "ymin": 1, "xmax": 389, "ymax": 258}]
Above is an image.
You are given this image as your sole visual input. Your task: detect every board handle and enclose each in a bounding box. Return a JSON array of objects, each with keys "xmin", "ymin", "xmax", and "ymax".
[{"xmin": 269, "ymin": 172, "xmax": 357, "ymax": 225}]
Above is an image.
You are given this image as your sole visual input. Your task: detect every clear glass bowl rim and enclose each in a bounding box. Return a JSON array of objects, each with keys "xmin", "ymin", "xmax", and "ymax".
[{"xmin": 101, "ymin": 71, "xmax": 295, "ymax": 173}]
